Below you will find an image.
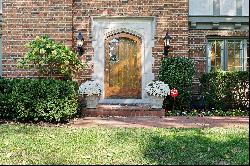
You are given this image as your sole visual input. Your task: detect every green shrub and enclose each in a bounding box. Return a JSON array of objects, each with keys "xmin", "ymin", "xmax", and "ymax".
[
  {"xmin": 159, "ymin": 57, "xmax": 196, "ymax": 110},
  {"xmin": 0, "ymin": 78, "xmax": 78, "ymax": 122},
  {"xmin": 200, "ymin": 71, "xmax": 249, "ymax": 111},
  {"xmin": 18, "ymin": 35, "xmax": 85, "ymax": 80},
  {"xmin": 0, "ymin": 78, "xmax": 16, "ymax": 119}
]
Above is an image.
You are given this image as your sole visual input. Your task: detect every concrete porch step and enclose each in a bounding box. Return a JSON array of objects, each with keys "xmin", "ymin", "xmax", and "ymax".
[
  {"xmin": 82, "ymin": 104, "xmax": 165, "ymax": 117},
  {"xmin": 98, "ymin": 99, "xmax": 151, "ymax": 106}
]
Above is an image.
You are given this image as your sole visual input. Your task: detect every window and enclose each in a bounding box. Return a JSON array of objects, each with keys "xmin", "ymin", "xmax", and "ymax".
[
  {"xmin": 189, "ymin": 0, "xmax": 249, "ymax": 16},
  {"xmin": 242, "ymin": 0, "xmax": 249, "ymax": 16},
  {"xmin": 247, "ymin": 41, "xmax": 249, "ymax": 71},
  {"xmin": 189, "ymin": 0, "xmax": 213, "ymax": 16},
  {"xmin": 220, "ymin": 0, "xmax": 237, "ymax": 16},
  {"xmin": 207, "ymin": 39, "xmax": 249, "ymax": 72},
  {"xmin": 0, "ymin": 0, "xmax": 2, "ymax": 14}
]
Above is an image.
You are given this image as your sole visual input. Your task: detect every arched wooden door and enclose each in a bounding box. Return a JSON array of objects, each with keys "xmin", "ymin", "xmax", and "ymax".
[{"xmin": 104, "ymin": 33, "xmax": 142, "ymax": 99}]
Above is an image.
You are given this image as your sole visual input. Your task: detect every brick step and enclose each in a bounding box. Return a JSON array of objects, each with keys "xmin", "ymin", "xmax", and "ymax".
[{"xmin": 82, "ymin": 104, "xmax": 165, "ymax": 117}]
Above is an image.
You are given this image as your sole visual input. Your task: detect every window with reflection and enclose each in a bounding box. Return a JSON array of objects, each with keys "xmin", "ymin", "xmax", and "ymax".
[
  {"xmin": 207, "ymin": 39, "xmax": 248, "ymax": 72},
  {"xmin": 207, "ymin": 40, "xmax": 224, "ymax": 71},
  {"xmin": 227, "ymin": 40, "xmax": 244, "ymax": 71},
  {"xmin": 0, "ymin": 0, "xmax": 2, "ymax": 14},
  {"xmin": 189, "ymin": 0, "xmax": 249, "ymax": 16},
  {"xmin": 109, "ymin": 38, "xmax": 120, "ymax": 63},
  {"xmin": 247, "ymin": 41, "xmax": 249, "ymax": 71}
]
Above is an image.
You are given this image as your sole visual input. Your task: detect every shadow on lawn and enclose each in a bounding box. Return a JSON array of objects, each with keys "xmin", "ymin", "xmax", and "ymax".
[{"xmin": 142, "ymin": 130, "xmax": 249, "ymax": 165}]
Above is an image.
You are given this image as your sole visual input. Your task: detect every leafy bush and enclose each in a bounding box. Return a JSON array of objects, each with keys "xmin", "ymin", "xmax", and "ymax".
[
  {"xmin": 18, "ymin": 35, "xmax": 85, "ymax": 80},
  {"xmin": 159, "ymin": 57, "xmax": 195, "ymax": 110},
  {"xmin": 0, "ymin": 78, "xmax": 16, "ymax": 119},
  {"xmin": 200, "ymin": 71, "xmax": 249, "ymax": 111},
  {"xmin": 0, "ymin": 78, "xmax": 79, "ymax": 122}
]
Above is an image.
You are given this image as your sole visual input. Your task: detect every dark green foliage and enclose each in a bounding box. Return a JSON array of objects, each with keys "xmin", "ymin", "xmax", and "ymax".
[
  {"xmin": 0, "ymin": 78, "xmax": 16, "ymax": 119},
  {"xmin": 200, "ymin": 71, "xmax": 249, "ymax": 111},
  {"xmin": 159, "ymin": 57, "xmax": 196, "ymax": 110},
  {"xmin": 0, "ymin": 78, "xmax": 78, "ymax": 122},
  {"xmin": 18, "ymin": 35, "xmax": 85, "ymax": 80}
]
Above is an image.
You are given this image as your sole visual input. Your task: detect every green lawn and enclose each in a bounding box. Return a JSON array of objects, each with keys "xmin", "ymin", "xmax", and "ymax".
[{"xmin": 0, "ymin": 124, "xmax": 249, "ymax": 165}]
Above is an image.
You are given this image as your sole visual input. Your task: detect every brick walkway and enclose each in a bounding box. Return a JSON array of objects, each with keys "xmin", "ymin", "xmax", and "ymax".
[{"xmin": 71, "ymin": 116, "xmax": 249, "ymax": 128}]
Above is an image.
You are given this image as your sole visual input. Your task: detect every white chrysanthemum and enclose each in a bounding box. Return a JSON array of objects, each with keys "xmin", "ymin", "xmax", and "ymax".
[
  {"xmin": 145, "ymin": 81, "xmax": 170, "ymax": 97},
  {"xmin": 78, "ymin": 80, "xmax": 102, "ymax": 96}
]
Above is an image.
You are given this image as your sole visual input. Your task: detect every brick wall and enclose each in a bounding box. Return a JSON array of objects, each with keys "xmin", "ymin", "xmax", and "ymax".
[
  {"xmin": 2, "ymin": 0, "xmax": 189, "ymax": 80},
  {"xmin": 189, "ymin": 29, "xmax": 249, "ymax": 94},
  {"xmin": 73, "ymin": 0, "xmax": 189, "ymax": 81},
  {"xmin": 2, "ymin": 0, "xmax": 73, "ymax": 78},
  {"xmin": 4, "ymin": 0, "xmax": 249, "ymax": 95}
]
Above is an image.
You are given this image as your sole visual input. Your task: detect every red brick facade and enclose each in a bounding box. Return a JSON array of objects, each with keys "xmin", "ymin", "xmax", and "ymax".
[
  {"xmin": 73, "ymin": 0, "xmax": 189, "ymax": 81},
  {"xmin": 2, "ymin": 0, "xmax": 73, "ymax": 77},
  {"xmin": 1, "ymin": 0, "xmax": 249, "ymax": 94},
  {"xmin": 2, "ymin": 0, "xmax": 189, "ymax": 79}
]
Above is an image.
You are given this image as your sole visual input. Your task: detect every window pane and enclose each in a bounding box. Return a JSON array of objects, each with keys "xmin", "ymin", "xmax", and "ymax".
[
  {"xmin": 0, "ymin": 0, "xmax": 2, "ymax": 14},
  {"xmin": 247, "ymin": 40, "xmax": 249, "ymax": 71},
  {"xmin": 220, "ymin": 0, "xmax": 237, "ymax": 16},
  {"xmin": 0, "ymin": 0, "xmax": 3, "ymax": 13},
  {"xmin": 227, "ymin": 40, "xmax": 244, "ymax": 71},
  {"xmin": 235, "ymin": 41, "xmax": 242, "ymax": 71},
  {"xmin": 242, "ymin": 0, "xmax": 249, "ymax": 16},
  {"xmin": 208, "ymin": 40, "xmax": 223, "ymax": 72},
  {"xmin": 189, "ymin": 0, "xmax": 213, "ymax": 15},
  {"xmin": 227, "ymin": 41, "xmax": 234, "ymax": 71}
]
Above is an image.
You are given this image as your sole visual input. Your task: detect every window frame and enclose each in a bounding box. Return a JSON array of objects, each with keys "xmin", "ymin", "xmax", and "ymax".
[
  {"xmin": 0, "ymin": 0, "xmax": 2, "ymax": 14},
  {"xmin": 206, "ymin": 37, "xmax": 248, "ymax": 72}
]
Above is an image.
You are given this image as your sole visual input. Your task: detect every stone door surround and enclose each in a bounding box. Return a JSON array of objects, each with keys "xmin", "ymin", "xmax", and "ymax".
[{"xmin": 91, "ymin": 16, "xmax": 156, "ymax": 104}]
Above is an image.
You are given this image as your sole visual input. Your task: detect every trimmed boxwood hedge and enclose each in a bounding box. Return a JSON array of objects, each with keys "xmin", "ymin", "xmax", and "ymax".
[
  {"xmin": 200, "ymin": 71, "xmax": 249, "ymax": 111},
  {"xmin": 159, "ymin": 57, "xmax": 196, "ymax": 110},
  {"xmin": 0, "ymin": 78, "xmax": 79, "ymax": 122}
]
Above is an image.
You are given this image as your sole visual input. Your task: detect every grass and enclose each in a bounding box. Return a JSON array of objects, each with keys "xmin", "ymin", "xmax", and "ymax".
[{"xmin": 0, "ymin": 124, "xmax": 249, "ymax": 165}]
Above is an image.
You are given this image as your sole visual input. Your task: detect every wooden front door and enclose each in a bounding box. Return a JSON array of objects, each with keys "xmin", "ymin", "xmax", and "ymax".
[{"xmin": 104, "ymin": 33, "xmax": 142, "ymax": 99}]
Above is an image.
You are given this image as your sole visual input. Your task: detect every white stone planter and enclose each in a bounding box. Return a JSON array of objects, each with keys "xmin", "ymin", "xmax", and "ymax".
[
  {"xmin": 85, "ymin": 95, "xmax": 100, "ymax": 109},
  {"xmin": 148, "ymin": 95, "xmax": 165, "ymax": 109}
]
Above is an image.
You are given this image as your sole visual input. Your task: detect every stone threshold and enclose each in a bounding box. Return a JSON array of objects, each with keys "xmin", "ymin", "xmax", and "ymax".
[
  {"xmin": 82, "ymin": 104, "xmax": 165, "ymax": 117},
  {"xmin": 98, "ymin": 99, "xmax": 151, "ymax": 106}
]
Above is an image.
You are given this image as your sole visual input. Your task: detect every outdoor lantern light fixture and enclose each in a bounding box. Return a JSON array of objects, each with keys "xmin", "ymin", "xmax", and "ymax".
[
  {"xmin": 76, "ymin": 32, "xmax": 84, "ymax": 56},
  {"xmin": 163, "ymin": 32, "xmax": 172, "ymax": 58}
]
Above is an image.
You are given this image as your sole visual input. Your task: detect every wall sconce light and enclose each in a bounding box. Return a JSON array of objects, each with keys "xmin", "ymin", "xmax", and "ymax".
[
  {"xmin": 163, "ymin": 32, "xmax": 172, "ymax": 58},
  {"xmin": 76, "ymin": 32, "xmax": 84, "ymax": 56}
]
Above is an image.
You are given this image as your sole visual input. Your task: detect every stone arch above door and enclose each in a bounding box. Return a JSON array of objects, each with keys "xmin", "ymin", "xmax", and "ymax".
[
  {"xmin": 91, "ymin": 16, "xmax": 156, "ymax": 102},
  {"xmin": 105, "ymin": 28, "xmax": 143, "ymax": 39}
]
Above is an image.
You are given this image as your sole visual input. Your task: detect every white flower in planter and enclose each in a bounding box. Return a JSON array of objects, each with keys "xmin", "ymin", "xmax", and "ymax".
[
  {"xmin": 78, "ymin": 80, "xmax": 102, "ymax": 96},
  {"xmin": 145, "ymin": 81, "xmax": 170, "ymax": 97}
]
